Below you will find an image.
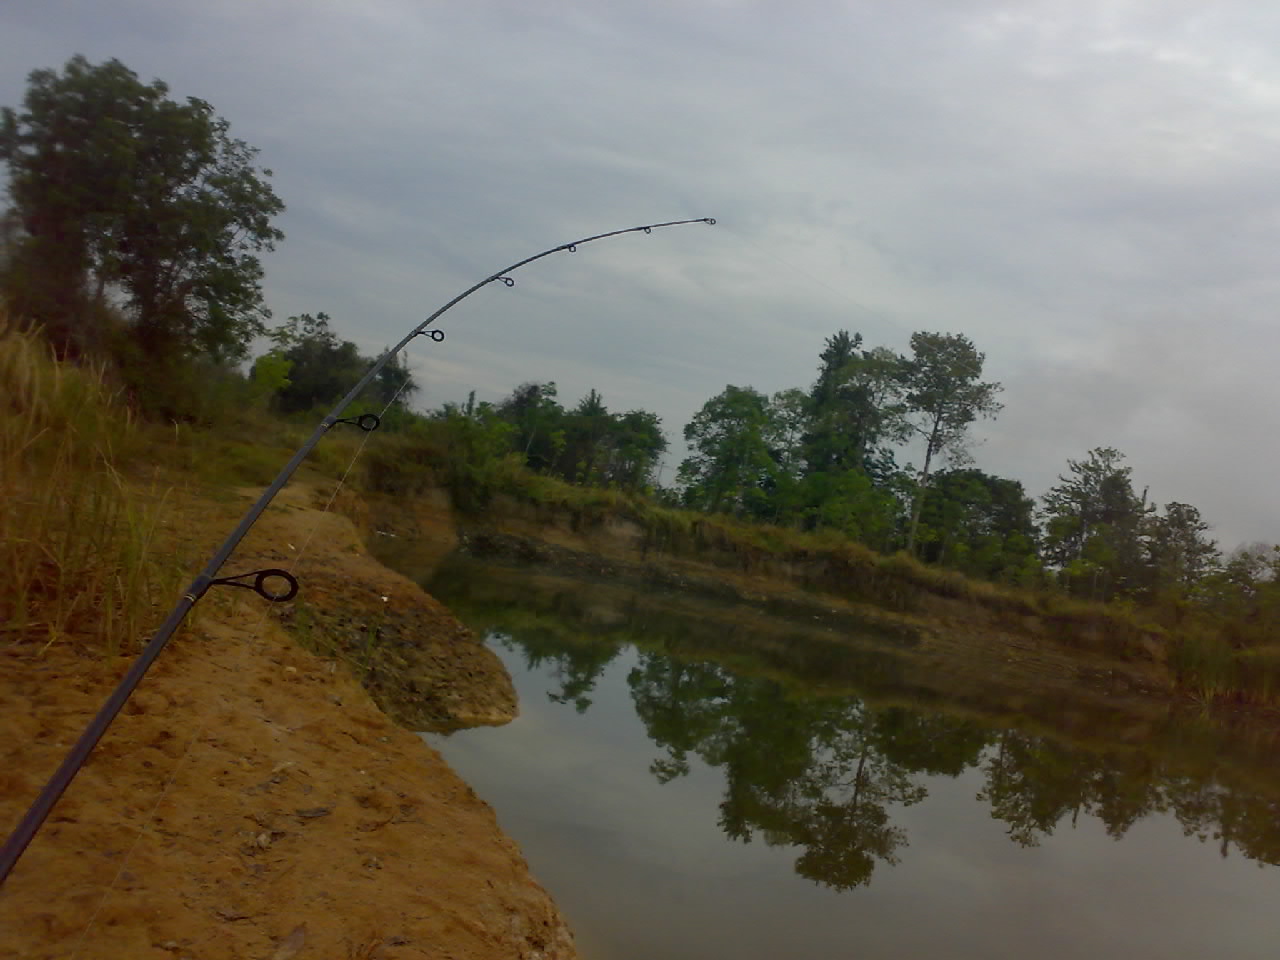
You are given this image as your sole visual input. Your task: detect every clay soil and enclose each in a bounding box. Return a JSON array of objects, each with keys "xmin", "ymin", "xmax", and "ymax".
[{"xmin": 0, "ymin": 481, "xmax": 579, "ymax": 960}]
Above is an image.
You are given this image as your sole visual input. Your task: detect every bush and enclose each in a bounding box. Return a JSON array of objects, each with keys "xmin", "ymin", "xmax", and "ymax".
[{"xmin": 1, "ymin": 316, "xmax": 177, "ymax": 653}]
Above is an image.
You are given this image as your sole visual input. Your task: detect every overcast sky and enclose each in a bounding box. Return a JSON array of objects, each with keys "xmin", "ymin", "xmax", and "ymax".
[{"xmin": 4, "ymin": 1, "xmax": 1279, "ymax": 549}]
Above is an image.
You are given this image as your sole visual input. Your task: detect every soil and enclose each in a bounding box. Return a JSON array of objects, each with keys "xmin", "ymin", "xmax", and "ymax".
[
  {"xmin": 450, "ymin": 520, "xmax": 1176, "ymax": 711},
  {"xmin": 0, "ymin": 480, "xmax": 579, "ymax": 960}
]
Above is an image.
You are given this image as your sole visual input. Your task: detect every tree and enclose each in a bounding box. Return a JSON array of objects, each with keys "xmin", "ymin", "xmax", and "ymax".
[
  {"xmin": 1144, "ymin": 502, "xmax": 1220, "ymax": 600},
  {"xmin": 0, "ymin": 55, "xmax": 284, "ymax": 360},
  {"xmin": 1200, "ymin": 544, "xmax": 1280, "ymax": 646},
  {"xmin": 804, "ymin": 330, "xmax": 863, "ymax": 475},
  {"xmin": 601, "ymin": 409, "xmax": 667, "ymax": 491},
  {"xmin": 263, "ymin": 312, "xmax": 417, "ymax": 414},
  {"xmin": 758, "ymin": 388, "xmax": 810, "ymax": 524},
  {"xmin": 766, "ymin": 388, "xmax": 809, "ymax": 478},
  {"xmin": 899, "ymin": 332, "xmax": 1003, "ymax": 553},
  {"xmin": 804, "ymin": 469, "xmax": 901, "ymax": 550},
  {"xmin": 915, "ymin": 468, "xmax": 1040, "ymax": 581},
  {"xmin": 803, "ymin": 332, "xmax": 907, "ymax": 478},
  {"xmin": 1042, "ymin": 447, "xmax": 1150, "ymax": 600},
  {"xmin": 548, "ymin": 389, "xmax": 607, "ymax": 484},
  {"xmin": 677, "ymin": 385, "xmax": 776, "ymax": 515},
  {"xmin": 498, "ymin": 381, "xmax": 564, "ymax": 471},
  {"xmin": 248, "ymin": 348, "xmax": 292, "ymax": 409}
]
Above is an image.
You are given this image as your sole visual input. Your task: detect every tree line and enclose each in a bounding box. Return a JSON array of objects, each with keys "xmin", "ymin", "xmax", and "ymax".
[
  {"xmin": 3, "ymin": 55, "xmax": 1276, "ymax": 634},
  {"xmin": 672, "ymin": 329, "xmax": 1248, "ymax": 611}
]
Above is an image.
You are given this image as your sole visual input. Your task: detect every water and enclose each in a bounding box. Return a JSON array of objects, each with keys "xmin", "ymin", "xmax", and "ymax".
[{"xmin": 420, "ymin": 557, "xmax": 1280, "ymax": 959}]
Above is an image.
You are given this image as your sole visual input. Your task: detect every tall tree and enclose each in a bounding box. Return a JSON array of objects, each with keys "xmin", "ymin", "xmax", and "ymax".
[
  {"xmin": 554, "ymin": 389, "xmax": 612, "ymax": 484},
  {"xmin": 899, "ymin": 332, "xmax": 1003, "ymax": 553},
  {"xmin": 1042, "ymin": 447, "xmax": 1150, "ymax": 600},
  {"xmin": 758, "ymin": 388, "xmax": 811, "ymax": 523},
  {"xmin": 804, "ymin": 330, "xmax": 863, "ymax": 475},
  {"xmin": 601, "ymin": 409, "xmax": 667, "ymax": 491},
  {"xmin": 1143, "ymin": 502, "xmax": 1220, "ymax": 600},
  {"xmin": 804, "ymin": 332, "xmax": 907, "ymax": 478},
  {"xmin": 678, "ymin": 385, "xmax": 776, "ymax": 515},
  {"xmin": 498, "ymin": 381, "xmax": 564, "ymax": 471},
  {"xmin": 0, "ymin": 55, "xmax": 284, "ymax": 360},
  {"xmin": 1200, "ymin": 544, "xmax": 1280, "ymax": 644}
]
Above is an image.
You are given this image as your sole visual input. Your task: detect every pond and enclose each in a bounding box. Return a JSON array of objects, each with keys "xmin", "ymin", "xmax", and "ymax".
[{"xmin": 421, "ymin": 556, "xmax": 1280, "ymax": 960}]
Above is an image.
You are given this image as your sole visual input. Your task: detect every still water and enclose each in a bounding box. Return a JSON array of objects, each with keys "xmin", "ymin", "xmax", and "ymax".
[{"xmin": 421, "ymin": 557, "xmax": 1280, "ymax": 959}]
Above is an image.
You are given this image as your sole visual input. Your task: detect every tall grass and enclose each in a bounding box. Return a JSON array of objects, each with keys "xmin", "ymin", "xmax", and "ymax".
[{"xmin": 1, "ymin": 317, "xmax": 176, "ymax": 655}]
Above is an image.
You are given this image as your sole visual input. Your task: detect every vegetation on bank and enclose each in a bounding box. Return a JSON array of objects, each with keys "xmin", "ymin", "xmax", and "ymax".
[
  {"xmin": 0, "ymin": 320, "xmax": 181, "ymax": 654},
  {"xmin": 2, "ymin": 55, "xmax": 1278, "ymax": 711}
]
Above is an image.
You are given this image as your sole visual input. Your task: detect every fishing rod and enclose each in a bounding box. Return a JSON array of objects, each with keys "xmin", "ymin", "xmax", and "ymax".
[{"xmin": 0, "ymin": 215, "xmax": 716, "ymax": 886}]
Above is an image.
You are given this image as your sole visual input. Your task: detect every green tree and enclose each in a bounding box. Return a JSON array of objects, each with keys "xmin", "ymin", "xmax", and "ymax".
[
  {"xmin": 1143, "ymin": 502, "xmax": 1220, "ymax": 601},
  {"xmin": 498, "ymin": 381, "xmax": 565, "ymax": 471},
  {"xmin": 557, "ymin": 389, "xmax": 611, "ymax": 483},
  {"xmin": 264, "ymin": 312, "xmax": 417, "ymax": 414},
  {"xmin": 757, "ymin": 388, "xmax": 811, "ymax": 523},
  {"xmin": 915, "ymin": 468, "xmax": 1040, "ymax": 581},
  {"xmin": 804, "ymin": 469, "xmax": 902, "ymax": 550},
  {"xmin": 533, "ymin": 389, "xmax": 668, "ymax": 492},
  {"xmin": 899, "ymin": 332, "xmax": 1003, "ymax": 553},
  {"xmin": 601, "ymin": 409, "xmax": 667, "ymax": 491},
  {"xmin": 1, "ymin": 55, "xmax": 284, "ymax": 360},
  {"xmin": 1200, "ymin": 544, "xmax": 1280, "ymax": 643},
  {"xmin": 803, "ymin": 332, "xmax": 907, "ymax": 478},
  {"xmin": 678, "ymin": 385, "xmax": 776, "ymax": 515},
  {"xmin": 248, "ymin": 349, "xmax": 292, "ymax": 409},
  {"xmin": 1042, "ymin": 447, "xmax": 1150, "ymax": 600}
]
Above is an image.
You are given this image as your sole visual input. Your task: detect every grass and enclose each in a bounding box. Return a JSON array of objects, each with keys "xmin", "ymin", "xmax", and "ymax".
[
  {"xmin": 0, "ymin": 316, "xmax": 180, "ymax": 655},
  {"xmin": 5, "ymin": 311, "xmax": 1268, "ymax": 714},
  {"xmin": 380, "ymin": 447, "xmax": 1193, "ymax": 674}
]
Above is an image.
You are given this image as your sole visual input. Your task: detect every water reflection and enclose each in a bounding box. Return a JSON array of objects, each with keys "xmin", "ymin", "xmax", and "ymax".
[
  {"xmin": 628, "ymin": 655, "xmax": 969, "ymax": 888},
  {"xmin": 429, "ymin": 557, "xmax": 1280, "ymax": 891}
]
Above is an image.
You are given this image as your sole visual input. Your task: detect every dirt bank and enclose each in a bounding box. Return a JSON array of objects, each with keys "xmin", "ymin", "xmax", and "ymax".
[
  {"xmin": 0, "ymin": 481, "xmax": 578, "ymax": 959},
  {"xmin": 393, "ymin": 493, "xmax": 1172, "ymax": 709}
]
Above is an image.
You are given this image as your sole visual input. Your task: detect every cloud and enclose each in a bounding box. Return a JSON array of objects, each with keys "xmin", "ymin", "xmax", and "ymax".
[{"xmin": 3, "ymin": 0, "xmax": 1280, "ymax": 546}]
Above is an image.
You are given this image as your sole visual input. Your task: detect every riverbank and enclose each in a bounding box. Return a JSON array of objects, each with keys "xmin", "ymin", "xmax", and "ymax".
[
  {"xmin": 0, "ymin": 480, "xmax": 579, "ymax": 959},
  {"xmin": 365, "ymin": 489, "xmax": 1175, "ymax": 711}
]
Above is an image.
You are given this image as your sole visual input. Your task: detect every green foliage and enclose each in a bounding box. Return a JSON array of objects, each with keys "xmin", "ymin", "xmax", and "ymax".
[
  {"xmin": 1, "ymin": 318, "xmax": 179, "ymax": 654},
  {"xmin": 1143, "ymin": 502, "xmax": 1220, "ymax": 600},
  {"xmin": 804, "ymin": 469, "xmax": 900, "ymax": 551},
  {"xmin": 804, "ymin": 331, "xmax": 908, "ymax": 477},
  {"xmin": 266, "ymin": 312, "xmax": 417, "ymax": 414},
  {"xmin": 915, "ymin": 468, "xmax": 1040, "ymax": 581},
  {"xmin": 898, "ymin": 332, "xmax": 1003, "ymax": 552},
  {"xmin": 674, "ymin": 330, "xmax": 1007, "ymax": 570},
  {"xmin": 1, "ymin": 55, "xmax": 284, "ymax": 362},
  {"xmin": 249, "ymin": 349, "xmax": 293, "ymax": 408},
  {"xmin": 1039, "ymin": 449, "xmax": 1219, "ymax": 605},
  {"xmin": 678, "ymin": 385, "xmax": 777, "ymax": 515},
  {"xmin": 520, "ymin": 387, "xmax": 668, "ymax": 491},
  {"xmin": 498, "ymin": 381, "xmax": 565, "ymax": 472}
]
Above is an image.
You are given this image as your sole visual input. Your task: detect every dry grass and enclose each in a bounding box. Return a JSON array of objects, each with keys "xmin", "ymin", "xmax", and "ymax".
[{"xmin": 0, "ymin": 316, "xmax": 177, "ymax": 654}]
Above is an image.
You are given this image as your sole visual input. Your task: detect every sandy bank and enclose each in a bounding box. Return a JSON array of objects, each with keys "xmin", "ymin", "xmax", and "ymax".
[{"xmin": 0, "ymin": 482, "xmax": 579, "ymax": 959}]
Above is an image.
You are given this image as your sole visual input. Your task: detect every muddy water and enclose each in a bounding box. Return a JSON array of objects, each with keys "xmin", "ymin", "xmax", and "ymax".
[{"xmin": 421, "ymin": 556, "xmax": 1280, "ymax": 960}]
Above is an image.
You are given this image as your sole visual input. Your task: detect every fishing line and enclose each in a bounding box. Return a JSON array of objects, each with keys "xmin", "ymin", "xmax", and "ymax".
[
  {"xmin": 0, "ymin": 216, "xmax": 715, "ymax": 887},
  {"xmin": 65, "ymin": 349, "xmax": 425, "ymax": 957}
]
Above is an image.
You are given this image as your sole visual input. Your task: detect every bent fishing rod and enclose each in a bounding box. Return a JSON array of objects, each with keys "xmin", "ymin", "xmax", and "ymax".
[{"xmin": 0, "ymin": 215, "xmax": 716, "ymax": 887}]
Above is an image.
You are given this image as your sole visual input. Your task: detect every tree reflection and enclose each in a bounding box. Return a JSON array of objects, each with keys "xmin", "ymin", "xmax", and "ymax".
[
  {"xmin": 432, "ymin": 557, "xmax": 1280, "ymax": 883},
  {"xmin": 1159, "ymin": 777, "xmax": 1280, "ymax": 865},
  {"xmin": 495, "ymin": 629, "xmax": 622, "ymax": 713},
  {"xmin": 628, "ymin": 652, "xmax": 988, "ymax": 889}
]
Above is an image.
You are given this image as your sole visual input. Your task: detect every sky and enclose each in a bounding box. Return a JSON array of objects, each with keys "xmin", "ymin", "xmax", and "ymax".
[{"xmin": 3, "ymin": 0, "xmax": 1279, "ymax": 549}]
